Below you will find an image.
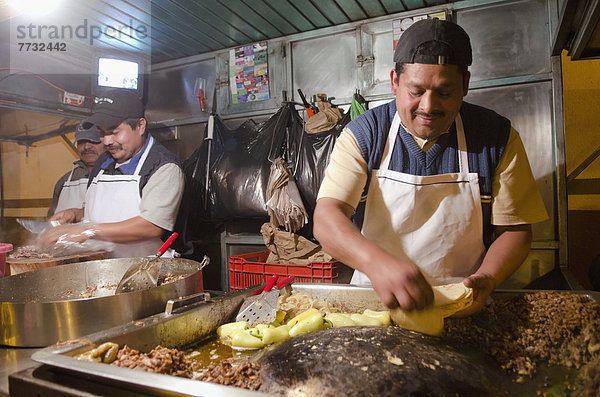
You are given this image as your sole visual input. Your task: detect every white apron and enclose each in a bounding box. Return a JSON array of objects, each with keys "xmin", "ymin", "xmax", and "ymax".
[
  {"xmin": 55, "ymin": 164, "xmax": 88, "ymax": 213},
  {"xmin": 83, "ymin": 136, "xmax": 174, "ymax": 258},
  {"xmin": 351, "ymin": 112, "xmax": 486, "ymax": 285}
]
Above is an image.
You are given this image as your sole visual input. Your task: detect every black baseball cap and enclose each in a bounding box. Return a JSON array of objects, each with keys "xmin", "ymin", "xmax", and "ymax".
[
  {"xmin": 75, "ymin": 122, "xmax": 101, "ymax": 143},
  {"xmin": 83, "ymin": 89, "xmax": 145, "ymax": 129},
  {"xmin": 394, "ymin": 18, "xmax": 472, "ymax": 67}
]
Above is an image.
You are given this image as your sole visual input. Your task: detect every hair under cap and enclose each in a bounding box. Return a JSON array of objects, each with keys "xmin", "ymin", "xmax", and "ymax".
[{"xmin": 394, "ymin": 18, "xmax": 472, "ymax": 67}]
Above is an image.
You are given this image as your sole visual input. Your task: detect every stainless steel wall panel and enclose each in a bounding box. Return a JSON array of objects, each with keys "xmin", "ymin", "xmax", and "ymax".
[
  {"xmin": 465, "ymin": 81, "xmax": 556, "ymax": 241},
  {"xmin": 145, "ymin": 58, "xmax": 216, "ymax": 126},
  {"xmin": 370, "ymin": 27, "xmax": 394, "ymax": 95},
  {"xmin": 458, "ymin": 0, "xmax": 551, "ymax": 83},
  {"xmin": 292, "ymin": 32, "xmax": 358, "ymax": 104}
]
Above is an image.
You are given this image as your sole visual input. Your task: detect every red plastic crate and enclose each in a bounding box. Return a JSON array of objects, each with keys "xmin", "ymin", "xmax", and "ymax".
[{"xmin": 229, "ymin": 250, "xmax": 339, "ymax": 291}]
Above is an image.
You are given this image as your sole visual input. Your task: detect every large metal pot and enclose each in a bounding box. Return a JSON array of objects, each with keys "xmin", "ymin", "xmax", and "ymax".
[{"xmin": 0, "ymin": 257, "xmax": 204, "ymax": 347}]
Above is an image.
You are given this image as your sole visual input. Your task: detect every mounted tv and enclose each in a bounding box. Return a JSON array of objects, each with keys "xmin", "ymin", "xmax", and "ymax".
[{"xmin": 92, "ymin": 55, "xmax": 146, "ymax": 100}]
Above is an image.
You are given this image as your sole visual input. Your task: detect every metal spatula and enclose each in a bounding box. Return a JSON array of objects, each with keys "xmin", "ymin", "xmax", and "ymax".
[
  {"xmin": 236, "ymin": 274, "xmax": 279, "ymax": 318},
  {"xmin": 115, "ymin": 232, "xmax": 178, "ymax": 294},
  {"xmin": 236, "ymin": 275, "xmax": 294, "ymax": 326}
]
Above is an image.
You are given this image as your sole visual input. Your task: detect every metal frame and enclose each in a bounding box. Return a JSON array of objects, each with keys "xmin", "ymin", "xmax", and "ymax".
[{"xmin": 552, "ymin": 0, "xmax": 600, "ymax": 59}]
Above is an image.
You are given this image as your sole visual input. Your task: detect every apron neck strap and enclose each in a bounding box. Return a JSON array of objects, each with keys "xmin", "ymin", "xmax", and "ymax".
[
  {"xmin": 380, "ymin": 113, "xmax": 401, "ymax": 170},
  {"xmin": 381, "ymin": 112, "xmax": 469, "ymax": 173},
  {"xmin": 455, "ymin": 113, "xmax": 469, "ymax": 174},
  {"xmin": 134, "ymin": 135, "xmax": 154, "ymax": 175},
  {"xmin": 66, "ymin": 163, "xmax": 77, "ymax": 182}
]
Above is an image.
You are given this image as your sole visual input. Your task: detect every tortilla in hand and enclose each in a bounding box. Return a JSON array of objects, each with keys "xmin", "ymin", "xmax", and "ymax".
[{"xmin": 390, "ymin": 283, "xmax": 473, "ymax": 336}]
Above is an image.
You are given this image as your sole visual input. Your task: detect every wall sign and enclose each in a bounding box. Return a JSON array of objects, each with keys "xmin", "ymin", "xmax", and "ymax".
[{"xmin": 229, "ymin": 41, "xmax": 270, "ymax": 104}]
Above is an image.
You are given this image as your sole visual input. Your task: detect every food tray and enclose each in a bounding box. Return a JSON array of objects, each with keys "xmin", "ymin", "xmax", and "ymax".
[
  {"xmin": 0, "ymin": 257, "xmax": 205, "ymax": 347},
  {"xmin": 28, "ymin": 287, "xmax": 600, "ymax": 397},
  {"xmin": 229, "ymin": 250, "xmax": 339, "ymax": 291}
]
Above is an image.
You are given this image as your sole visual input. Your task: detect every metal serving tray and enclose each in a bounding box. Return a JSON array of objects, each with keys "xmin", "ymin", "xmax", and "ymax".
[
  {"xmin": 0, "ymin": 257, "xmax": 205, "ymax": 347},
  {"xmin": 29, "ymin": 285, "xmax": 600, "ymax": 396}
]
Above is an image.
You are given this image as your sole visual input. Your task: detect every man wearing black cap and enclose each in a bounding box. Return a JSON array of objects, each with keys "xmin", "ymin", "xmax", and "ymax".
[
  {"xmin": 47, "ymin": 122, "xmax": 105, "ymax": 217},
  {"xmin": 43, "ymin": 89, "xmax": 184, "ymax": 258},
  {"xmin": 314, "ymin": 18, "xmax": 548, "ymax": 315}
]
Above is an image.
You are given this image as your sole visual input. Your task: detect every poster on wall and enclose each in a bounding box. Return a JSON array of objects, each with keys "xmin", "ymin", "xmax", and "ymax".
[
  {"xmin": 393, "ymin": 11, "xmax": 447, "ymax": 51},
  {"xmin": 229, "ymin": 41, "xmax": 270, "ymax": 104}
]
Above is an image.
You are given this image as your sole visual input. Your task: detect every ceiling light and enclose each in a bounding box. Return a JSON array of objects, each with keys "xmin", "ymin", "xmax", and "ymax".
[{"xmin": 7, "ymin": 0, "xmax": 63, "ymax": 16}]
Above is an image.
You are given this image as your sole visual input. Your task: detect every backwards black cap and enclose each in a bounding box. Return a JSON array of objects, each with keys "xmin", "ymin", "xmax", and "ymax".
[{"xmin": 394, "ymin": 18, "xmax": 472, "ymax": 67}]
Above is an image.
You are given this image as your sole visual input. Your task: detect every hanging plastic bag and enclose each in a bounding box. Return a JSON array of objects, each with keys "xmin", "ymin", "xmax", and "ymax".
[
  {"xmin": 265, "ymin": 157, "xmax": 308, "ymax": 233},
  {"xmin": 304, "ymin": 94, "xmax": 342, "ymax": 134},
  {"xmin": 350, "ymin": 92, "xmax": 368, "ymax": 120}
]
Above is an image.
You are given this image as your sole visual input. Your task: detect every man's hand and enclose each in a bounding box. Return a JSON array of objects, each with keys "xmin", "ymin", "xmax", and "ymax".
[
  {"xmin": 452, "ymin": 272, "xmax": 496, "ymax": 317},
  {"xmin": 367, "ymin": 258, "xmax": 434, "ymax": 311},
  {"xmin": 49, "ymin": 208, "xmax": 84, "ymax": 224},
  {"xmin": 314, "ymin": 197, "xmax": 434, "ymax": 312},
  {"xmin": 40, "ymin": 224, "xmax": 96, "ymax": 251}
]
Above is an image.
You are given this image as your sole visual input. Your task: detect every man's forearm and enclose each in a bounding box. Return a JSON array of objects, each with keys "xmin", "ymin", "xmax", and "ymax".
[
  {"xmin": 477, "ymin": 224, "xmax": 532, "ymax": 288},
  {"xmin": 313, "ymin": 198, "xmax": 399, "ymax": 274},
  {"xmin": 92, "ymin": 216, "xmax": 164, "ymax": 243}
]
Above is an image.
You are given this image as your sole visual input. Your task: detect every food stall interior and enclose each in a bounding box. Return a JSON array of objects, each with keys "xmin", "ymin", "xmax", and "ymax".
[{"xmin": 1, "ymin": 0, "xmax": 600, "ymax": 395}]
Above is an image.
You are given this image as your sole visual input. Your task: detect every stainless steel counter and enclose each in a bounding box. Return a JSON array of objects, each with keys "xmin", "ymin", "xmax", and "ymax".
[{"xmin": 0, "ymin": 346, "xmax": 38, "ymax": 396}]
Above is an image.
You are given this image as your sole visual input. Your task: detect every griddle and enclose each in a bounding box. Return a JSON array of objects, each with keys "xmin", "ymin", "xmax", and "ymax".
[{"xmin": 26, "ymin": 285, "xmax": 600, "ymax": 396}]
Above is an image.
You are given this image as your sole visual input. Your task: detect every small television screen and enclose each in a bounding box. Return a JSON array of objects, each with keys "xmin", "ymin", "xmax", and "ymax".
[{"xmin": 97, "ymin": 58, "xmax": 139, "ymax": 90}]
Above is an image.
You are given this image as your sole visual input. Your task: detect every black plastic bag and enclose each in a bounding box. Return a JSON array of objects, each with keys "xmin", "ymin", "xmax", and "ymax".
[
  {"xmin": 209, "ymin": 107, "xmax": 290, "ymax": 221},
  {"xmin": 288, "ymin": 110, "xmax": 351, "ymax": 239}
]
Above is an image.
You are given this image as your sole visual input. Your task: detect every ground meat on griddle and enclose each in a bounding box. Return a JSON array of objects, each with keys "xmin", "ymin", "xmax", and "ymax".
[
  {"xmin": 443, "ymin": 291, "xmax": 600, "ymax": 387},
  {"xmin": 111, "ymin": 345, "xmax": 193, "ymax": 378},
  {"xmin": 193, "ymin": 358, "xmax": 261, "ymax": 390},
  {"xmin": 9, "ymin": 245, "xmax": 52, "ymax": 259}
]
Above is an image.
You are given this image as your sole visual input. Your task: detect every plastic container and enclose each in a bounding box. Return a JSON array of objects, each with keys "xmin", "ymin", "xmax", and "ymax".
[
  {"xmin": 0, "ymin": 243, "xmax": 13, "ymax": 278},
  {"xmin": 229, "ymin": 250, "xmax": 339, "ymax": 291}
]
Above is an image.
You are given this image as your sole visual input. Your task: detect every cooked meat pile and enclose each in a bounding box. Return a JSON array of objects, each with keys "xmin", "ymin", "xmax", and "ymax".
[
  {"xmin": 193, "ymin": 358, "xmax": 261, "ymax": 390},
  {"xmin": 9, "ymin": 245, "xmax": 51, "ymax": 259},
  {"xmin": 111, "ymin": 345, "xmax": 193, "ymax": 378},
  {"xmin": 160, "ymin": 273, "xmax": 186, "ymax": 285},
  {"xmin": 443, "ymin": 291, "xmax": 600, "ymax": 391},
  {"xmin": 107, "ymin": 344, "xmax": 261, "ymax": 390}
]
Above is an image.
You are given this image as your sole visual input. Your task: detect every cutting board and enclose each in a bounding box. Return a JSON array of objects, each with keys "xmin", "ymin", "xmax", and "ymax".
[{"xmin": 6, "ymin": 251, "xmax": 108, "ymax": 276}]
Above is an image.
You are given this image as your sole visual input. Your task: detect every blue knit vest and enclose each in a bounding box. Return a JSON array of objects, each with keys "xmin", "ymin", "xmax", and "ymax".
[
  {"xmin": 88, "ymin": 135, "xmax": 183, "ymax": 197},
  {"xmin": 348, "ymin": 100, "xmax": 510, "ymax": 248}
]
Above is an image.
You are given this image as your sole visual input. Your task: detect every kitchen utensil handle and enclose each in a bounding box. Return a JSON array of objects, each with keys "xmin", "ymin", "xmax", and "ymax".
[
  {"xmin": 275, "ymin": 276, "xmax": 294, "ymax": 289},
  {"xmin": 297, "ymin": 89, "xmax": 315, "ymax": 117},
  {"xmin": 250, "ymin": 274, "xmax": 279, "ymax": 296},
  {"xmin": 264, "ymin": 274, "xmax": 279, "ymax": 292},
  {"xmin": 157, "ymin": 232, "xmax": 178, "ymax": 256}
]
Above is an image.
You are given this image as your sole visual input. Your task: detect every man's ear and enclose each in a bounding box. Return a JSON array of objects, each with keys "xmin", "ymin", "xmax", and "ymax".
[
  {"xmin": 390, "ymin": 69, "xmax": 399, "ymax": 95},
  {"xmin": 137, "ymin": 118, "xmax": 147, "ymax": 135},
  {"xmin": 463, "ymin": 71, "xmax": 471, "ymax": 96}
]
